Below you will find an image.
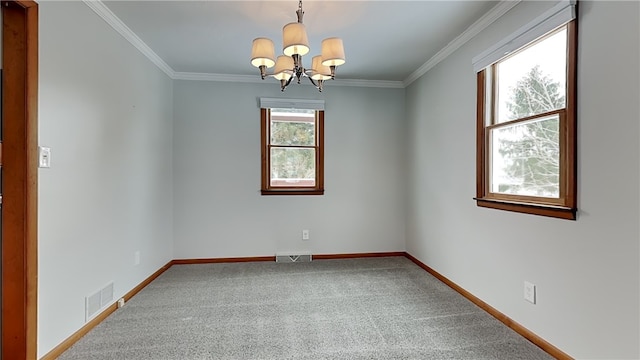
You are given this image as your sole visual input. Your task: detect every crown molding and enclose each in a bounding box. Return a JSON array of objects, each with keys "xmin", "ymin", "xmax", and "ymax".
[
  {"xmin": 82, "ymin": 0, "xmax": 175, "ymax": 78},
  {"xmin": 76, "ymin": 0, "xmax": 404, "ymax": 90},
  {"xmin": 330, "ymin": 79, "xmax": 404, "ymax": 89},
  {"xmin": 84, "ymin": 0, "xmax": 518, "ymax": 89},
  {"xmin": 173, "ymin": 72, "xmax": 262, "ymax": 83},
  {"xmin": 403, "ymin": 0, "xmax": 521, "ymax": 87},
  {"xmin": 173, "ymin": 72, "xmax": 404, "ymax": 89}
]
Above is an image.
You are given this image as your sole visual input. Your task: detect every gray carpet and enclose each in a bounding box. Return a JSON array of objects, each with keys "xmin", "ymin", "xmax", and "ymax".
[{"xmin": 57, "ymin": 257, "xmax": 554, "ymax": 360}]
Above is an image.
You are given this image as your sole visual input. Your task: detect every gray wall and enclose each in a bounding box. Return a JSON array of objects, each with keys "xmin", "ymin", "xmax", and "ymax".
[
  {"xmin": 405, "ymin": 1, "xmax": 639, "ymax": 358},
  {"xmin": 35, "ymin": 1, "xmax": 640, "ymax": 358},
  {"xmin": 38, "ymin": 2, "xmax": 174, "ymax": 356},
  {"xmin": 172, "ymin": 81, "xmax": 406, "ymax": 258}
]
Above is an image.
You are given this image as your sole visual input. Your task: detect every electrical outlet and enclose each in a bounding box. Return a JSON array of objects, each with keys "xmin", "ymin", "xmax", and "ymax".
[
  {"xmin": 302, "ymin": 229, "xmax": 310, "ymax": 240},
  {"xmin": 524, "ymin": 281, "xmax": 536, "ymax": 304},
  {"xmin": 134, "ymin": 251, "xmax": 141, "ymax": 266}
]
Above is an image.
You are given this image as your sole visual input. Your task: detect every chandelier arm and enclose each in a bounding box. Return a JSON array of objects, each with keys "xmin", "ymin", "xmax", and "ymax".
[
  {"xmin": 280, "ymin": 75, "xmax": 294, "ymax": 92},
  {"xmin": 307, "ymin": 77, "xmax": 323, "ymax": 92}
]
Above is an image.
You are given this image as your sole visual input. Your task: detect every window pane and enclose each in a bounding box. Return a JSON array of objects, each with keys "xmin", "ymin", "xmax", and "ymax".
[
  {"xmin": 270, "ymin": 108, "xmax": 315, "ymax": 146},
  {"xmin": 270, "ymin": 147, "xmax": 316, "ymax": 187},
  {"xmin": 490, "ymin": 114, "xmax": 560, "ymax": 198},
  {"xmin": 496, "ymin": 27, "xmax": 566, "ymax": 123}
]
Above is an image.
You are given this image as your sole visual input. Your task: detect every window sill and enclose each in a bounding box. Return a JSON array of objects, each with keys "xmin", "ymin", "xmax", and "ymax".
[
  {"xmin": 262, "ymin": 189, "xmax": 324, "ymax": 196},
  {"xmin": 474, "ymin": 197, "xmax": 576, "ymax": 220}
]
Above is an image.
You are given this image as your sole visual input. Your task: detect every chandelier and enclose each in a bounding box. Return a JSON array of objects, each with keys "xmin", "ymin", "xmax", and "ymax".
[{"xmin": 250, "ymin": 0, "xmax": 346, "ymax": 92}]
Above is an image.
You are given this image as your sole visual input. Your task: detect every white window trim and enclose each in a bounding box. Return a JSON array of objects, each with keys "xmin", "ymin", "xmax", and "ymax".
[
  {"xmin": 472, "ymin": 0, "xmax": 576, "ymax": 73},
  {"xmin": 259, "ymin": 98, "xmax": 325, "ymax": 111}
]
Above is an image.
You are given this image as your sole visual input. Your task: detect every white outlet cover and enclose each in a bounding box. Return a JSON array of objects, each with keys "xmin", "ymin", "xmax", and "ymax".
[{"xmin": 524, "ymin": 281, "xmax": 536, "ymax": 304}]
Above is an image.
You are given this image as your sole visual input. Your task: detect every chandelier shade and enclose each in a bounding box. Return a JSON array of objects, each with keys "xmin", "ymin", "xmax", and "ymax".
[
  {"xmin": 273, "ymin": 55, "xmax": 295, "ymax": 81},
  {"xmin": 250, "ymin": 0, "xmax": 345, "ymax": 92},
  {"xmin": 310, "ymin": 55, "xmax": 332, "ymax": 81},
  {"xmin": 250, "ymin": 38, "xmax": 276, "ymax": 68},
  {"xmin": 282, "ymin": 23, "xmax": 310, "ymax": 56},
  {"xmin": 321, "ymin": 38, "xmax": 346, "ymax": 67}
]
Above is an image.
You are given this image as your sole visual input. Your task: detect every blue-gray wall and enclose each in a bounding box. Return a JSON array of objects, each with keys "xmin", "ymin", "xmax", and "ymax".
[
  {"xmin": 404, "ymin": 2, "xmax": 639, "ymax": 358},
  {"xmin": 172, "ymin": 81, "xmax": 406, "ymax": 259}
]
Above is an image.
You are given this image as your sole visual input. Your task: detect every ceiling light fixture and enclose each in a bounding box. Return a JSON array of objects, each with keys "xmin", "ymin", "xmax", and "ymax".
[{"xmin": 250, "ymin": 0, "xmax": 346, "ymax": 92}]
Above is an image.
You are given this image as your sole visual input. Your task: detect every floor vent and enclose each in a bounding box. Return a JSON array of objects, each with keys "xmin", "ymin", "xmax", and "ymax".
[
  {"xmin": 276, "ymin": 253, "xmax": 312, "ymax": 263},
  {"xmin": 86, "ymin": 282, "xmax": 114, "ymax": 321}
]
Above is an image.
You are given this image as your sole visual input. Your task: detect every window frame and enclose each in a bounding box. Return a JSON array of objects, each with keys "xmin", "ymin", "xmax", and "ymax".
[
  {"xmin": 475, "ymin": 20, "xmax": 577, "ymax": 220},
  {"xmin": 260, "ymin": 107, "xmax": 325, "ymax": 196}
]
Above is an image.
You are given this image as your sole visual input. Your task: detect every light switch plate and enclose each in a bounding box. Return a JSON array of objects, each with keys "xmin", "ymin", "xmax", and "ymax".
[{"xmin": 38, "ymin": 146, "xmax": 51, "ymax": 168}]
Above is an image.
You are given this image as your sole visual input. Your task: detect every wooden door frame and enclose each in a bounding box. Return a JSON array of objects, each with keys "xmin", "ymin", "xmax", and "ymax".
[{"xmin": 1, "ymin": 1, "xmax": 38, "ymax": 359}]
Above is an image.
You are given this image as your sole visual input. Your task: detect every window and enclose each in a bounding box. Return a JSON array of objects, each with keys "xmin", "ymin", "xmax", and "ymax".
[
  {"xmin": 260, "ymin": 99, "xmax": 324, "ymax": 195},
  {"xmin": 474, "ymin": 1, "xmax": 577, "ymax": 219}
]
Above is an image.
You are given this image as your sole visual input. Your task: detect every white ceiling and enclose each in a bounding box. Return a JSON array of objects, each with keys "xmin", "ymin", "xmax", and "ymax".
[{"xmin": 100, "ymin": 0, "xmax": 500, "ymax": 84}]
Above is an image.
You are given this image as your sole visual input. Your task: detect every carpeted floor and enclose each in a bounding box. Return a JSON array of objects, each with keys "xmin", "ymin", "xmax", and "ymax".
[{"xmin": 57, "ymin": 257, "xmax": 554, "ymax": 360}]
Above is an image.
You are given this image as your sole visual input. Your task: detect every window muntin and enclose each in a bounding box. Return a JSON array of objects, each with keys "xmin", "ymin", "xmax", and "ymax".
[
  {"xmin": 476, "ymin": 21, "xmax": 577, "ymax": 219},
  {"xmin": 261, "ymin": 107, "xmax": 324, "ymax": 195}
]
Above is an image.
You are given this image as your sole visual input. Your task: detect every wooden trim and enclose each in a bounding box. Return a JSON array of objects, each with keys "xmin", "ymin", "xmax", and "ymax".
[
  {"xmin": 491, "ymin": 65, "xmax": 498, "ymax": 122},
  {"xmin": 269, "ymin": 144, "xmax": 317, "ymax": 150},
  {"xmin": 475, "ymin": 21, "xmax": 578, "ymax": 221},
  {"xmin": 13, "ymin": 0, "xmax": 37, "ymax": 7},
  {"xmin": 172, "ymin": 253, "xmax": 406, "ymax": 264},
  {"xmin": 565, "ymin": 18, "xmax": 578, "ymax": 211},
  {"xmin": 260, "ymin": 108, "xmax": 325, "ymax": 195},
  {"xmin": 483, "ymin": 110, "xmax": 568, "ymax": 209},
  {"xmin": 403, "ymin": 252, "xmax": 573, "ymax": 360},
  {"xmin": 2, "ymin": 2, "xmax": 39, "ymax": 359},
  {"xmin": 122, "ymin": 261, "xmax": 173, "ymax": 302},
  {"xmin": 316, "ymin": 110, "xmax": 324, "ymax": 191},
  {"xmin": 172, "ymin": 256, "xmax": 276, "ymax": 264},
  {"xmin": 39, "ymin": 261, "xmax": 173, "ymax": 360},
  {"xmin": 475, "ymin": 197, "xmax": 576, "ymax": 220},
  {"xmin": 270, "ymin": 114, "xmax": 315, "ymax": 123},
  {"xmin": 39, "ymin": 303, "xmax": 118, "ymax": 360},
  {"xmin": 260, "ymin": 108, "xmax": 269, "ymax": 191},
  {"xmin": 313, "ymin": 252, "xmax": 405, "ymax": 260},
  {"xmin": 476, "ymin": 70, "xmax": 485, "ymax": 198},
  {"xmin": 486, "ymin": 108, "xmax": 564, "ymax": 131},
  {"xmin": 261, "ymin": 189, "xmax": 324, "ymax": 196}
]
